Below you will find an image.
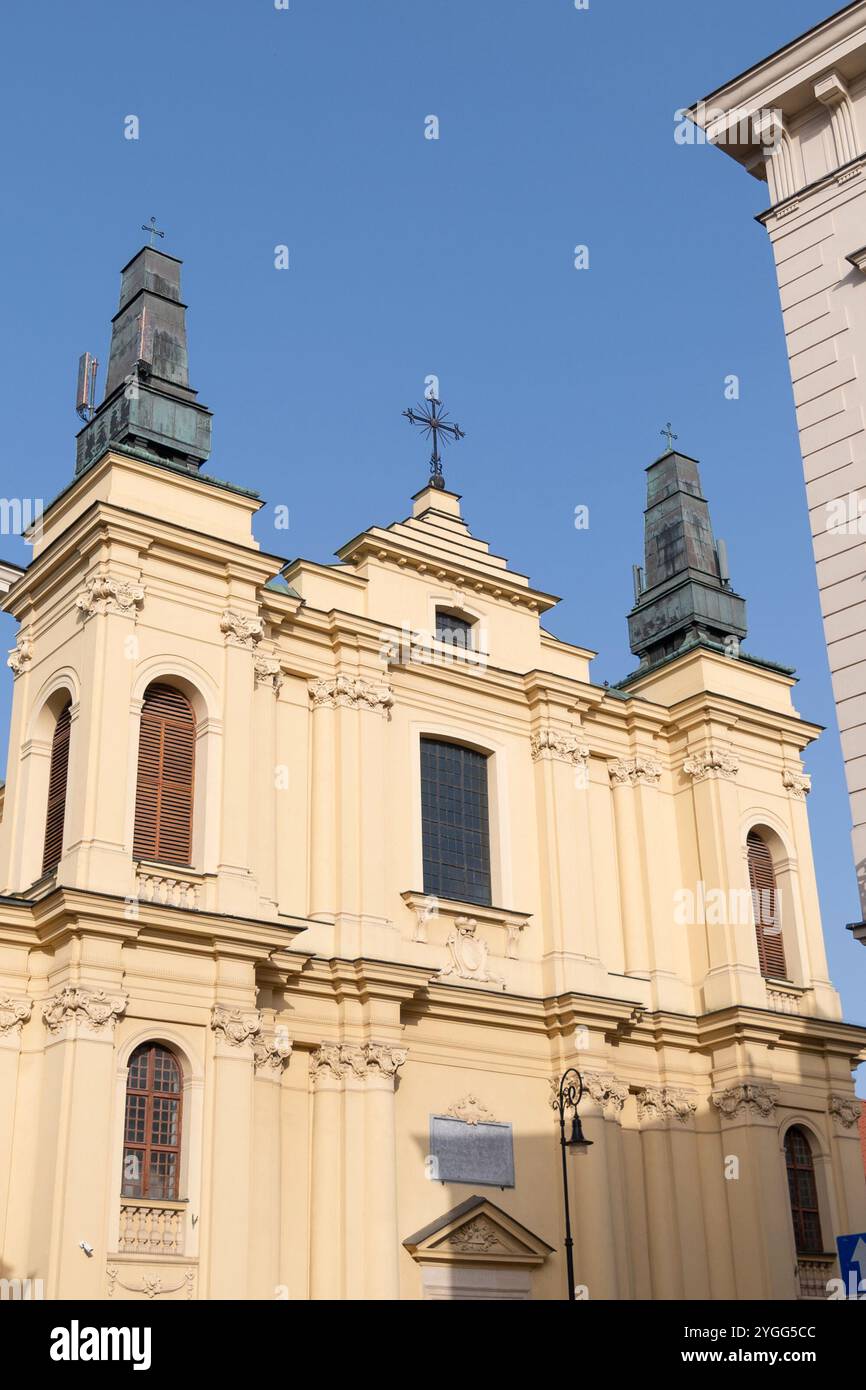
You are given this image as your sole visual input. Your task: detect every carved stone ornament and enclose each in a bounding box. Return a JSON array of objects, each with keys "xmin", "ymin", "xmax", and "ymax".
[
  {"xmin": 220, "ymin": 609, "xmax": 264, "ymax": 649},
  {"xmin": 530, "ymin": 729, "xmax": 590, "ymax": 766},
  {"xmin": 711, "ymin": 1083, "xmax": 778, "ymax": 1120},
  {"xmin": 210, "ymin": 1004, "xmax": 262, "ymax": 1048},
  {"xmin": 106, "ymin": 1265, "xmax": 195, "ymax": 1300},
  {"xmin": 309, "ymin": 1042, "xmax": 407, "ymax": 1086},
  {"xmin": 252, "ymin": 1030, "xmax": 293, "ymax": 1072},
  {"xmin": 0, "ymin": 996, "xmax": 32, "ymax": 1036},
  {"xmin": 7, "ymin": 632, "xmax": 33, "ymax": 676},
  {"xmin": 782, "ymin": 767, "xmax": 811, "ymax": 799},
  {"xmin": 637, "ymin": 1086, "xmax": 697, "ymax": 1125},
  {"xmin": 550, "ymin": 1071, "xmax": 628, "ymax": 1116},
  {"xmin": 309, "ymin": 673, "xmax": 394, "ymax": 717},
  {"xmin": 608, "ymin": 757, "xmax": 662, "ymax": 787},
  {"xmin": 253, "ymin": 654, "xmax": 283, "ymax": 693},
  {"xmin": 446, "ymin": 1094, "xmax": 496, "ymax": 1125},
  {"xmin": 76, "ymin": 575, "xmax": 145, "ymax": 620},
  {"xmin": 683, "ymin": 748, "xmax": 739, "ymax": 782},
  {"xmin": 828, "ymin": 1094, "xmax": 861, "ymax": 1130},
  {"xmin": 438, "ymin": 916, "xmax": 504, "ymax": 990},
  {"xmin": 42, "ymin": 987, "xmax": 128, "ymax": 1035},
  {"xmin": 443, "ymin": 1215, "xmax": 505, "ymax": 1254}
]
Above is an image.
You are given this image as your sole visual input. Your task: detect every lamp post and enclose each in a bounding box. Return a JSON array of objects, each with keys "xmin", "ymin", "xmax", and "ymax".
[{"xmin": 554, "ymin": 1067, "xmax": 593, "ymax": 1301}]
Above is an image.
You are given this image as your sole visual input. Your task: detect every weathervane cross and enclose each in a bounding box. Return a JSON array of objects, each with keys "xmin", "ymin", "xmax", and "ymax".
[
  {"xmin": 403, "ymin": 395, "xmax": 465, "ymax": 490},
  {"xmin": 660, "ymin": 421, "xmax": 678, "ymax": 452},
  {"xmin": 141, "ymin": 216, "xmax": 165, "ymax": 248}
]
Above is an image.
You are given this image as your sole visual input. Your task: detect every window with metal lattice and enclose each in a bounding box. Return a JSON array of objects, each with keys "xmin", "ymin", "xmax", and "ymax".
[
  {"xmin": 747, "ymin": 828, "xmax": 787, "ymax": 980},
  {"xmin": 122, "ymin": 1042, "xmax": 183, "ymax": 1201},
  {"xmin": 42, "ymin": 700, "xmax": 72, "ymax": 876},
  {"xmin": 785, "ymin": 1126, "xmax": 823, "ymax": 1254},
  {"xmin": 133, "ymin": 684, "xmax": 196, "ymax": 867},
  {"xmin": 420, "ymin": 738, "xmax": 492, "ymax": 906}
]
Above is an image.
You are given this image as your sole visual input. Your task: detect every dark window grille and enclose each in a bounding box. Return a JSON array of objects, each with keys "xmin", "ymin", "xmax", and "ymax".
[
  {"xmin": 421, "ymin": 738, "xmax": 491, "ymax": 906},
  {"xmin": 122, "ymin": 1042, "xmax": 183, "ymax": 1201},
  {"xmin": 435, "ymin": 611, "xmax": 473, "ymax": 650},
  {"xmin": 785, "ymin": 1126, "xmax": 823, "ymax": 1255}
]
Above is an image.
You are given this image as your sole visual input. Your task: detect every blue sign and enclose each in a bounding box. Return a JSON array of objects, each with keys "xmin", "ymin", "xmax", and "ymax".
[{"xmin": 836, "ymin": 1233, "xmax": 866, "ymax": 1296}]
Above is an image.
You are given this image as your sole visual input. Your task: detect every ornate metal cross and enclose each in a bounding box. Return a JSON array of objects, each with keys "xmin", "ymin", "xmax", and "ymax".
[
  {"xmin": 141, "ymin": 216, "xmax": 165, "ymax": 247},
  {"xmin": 403, "ymin": 395, "xmax": 465, "ymax": 490},
  {"xmin": 660, "ymin": 421, "xmax": 678, "ymax": 452}
]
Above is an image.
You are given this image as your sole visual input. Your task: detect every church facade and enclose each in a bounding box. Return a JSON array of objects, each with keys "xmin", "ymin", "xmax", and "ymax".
[{"xmin": 0, "ymin": 245, "xmax": 864, "ymax": 1302}]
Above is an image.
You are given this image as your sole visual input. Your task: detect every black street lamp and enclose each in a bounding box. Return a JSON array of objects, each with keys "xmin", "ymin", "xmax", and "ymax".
[{"xmin": 553, "ymin": 1067, "xmax": 593, "ymax": 1301}]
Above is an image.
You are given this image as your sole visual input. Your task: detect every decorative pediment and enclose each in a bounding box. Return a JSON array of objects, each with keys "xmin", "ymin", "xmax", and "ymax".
[{"xmin": 403, "ymin": 1196, "xmax": 553, "ymax": 1267}]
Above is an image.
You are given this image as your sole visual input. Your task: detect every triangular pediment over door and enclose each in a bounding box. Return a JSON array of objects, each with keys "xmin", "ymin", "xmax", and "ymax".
[{"xmin": 403, "ymin": 1195, "xmax": 553, "ymax": 1300}]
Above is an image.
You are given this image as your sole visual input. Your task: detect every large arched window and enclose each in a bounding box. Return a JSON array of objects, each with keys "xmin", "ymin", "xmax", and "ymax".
[
  {"xmin": 784, "ymin": 1126, "xmax": 823, "ymax": 1254},
  {"xmin": 747, "ymin": 829, "xmax": 787, "ymax": 979},
  {"xmin": 42, "ymin": 699, "xmax": 72, "ymax": 875},
  {"xmin": 133, "ymin": 683, "xmax": 196, "ymax": 866},
  {"xmin": 421, "ymin": 737, "xmax": 492, "ymax": 906},
  {"xmin": 122, "ymin": 1042, "xmax": 183, "ymax": 1201}
]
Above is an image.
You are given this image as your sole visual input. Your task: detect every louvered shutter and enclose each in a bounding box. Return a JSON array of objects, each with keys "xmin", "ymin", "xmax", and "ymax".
[
  {"xmin": 747, "ymin": 829, "xmax": 787, "ymax": 979},
  {"xmin": 133, "ymin": 685, "xmax": 195, "ymax": 867},
  {"xmin": 42, "ymin": 701, "xmax": 72, "ymax": 874}
]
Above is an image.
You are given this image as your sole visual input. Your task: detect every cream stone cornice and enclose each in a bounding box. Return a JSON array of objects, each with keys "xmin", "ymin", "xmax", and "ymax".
[
  {"xmin": 7, "ymin": 509, "xmax": 284, "ymax": 629},
  {"xmin": 687, "ymin": 3, "xmax": 866, "ymax": 128},
  {"xmin": 0, "ymin": 885, "xmax": 309, "ymax": 960},
  {"xmin": 336, "ymin": 530, "xmax": 559, "ymax": 615}
]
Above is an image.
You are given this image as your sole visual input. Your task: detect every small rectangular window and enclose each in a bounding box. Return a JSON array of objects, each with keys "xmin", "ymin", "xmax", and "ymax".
[
  {"xmin": 421, "ymin": 738, "xmax": 492, "ymax": 906},
  {"xmin": 435, "ymin": 611, "xmax": 473, "ymax": 650}
]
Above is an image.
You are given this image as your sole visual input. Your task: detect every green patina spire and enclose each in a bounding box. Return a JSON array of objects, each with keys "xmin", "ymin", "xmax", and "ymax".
[
  {"xmin": 75, "ymin": 243, "xmax": 213, "ymax": 476},
  {"xmin": 624, "ymin": 442, "xmax": 747, "ymax": 675}
]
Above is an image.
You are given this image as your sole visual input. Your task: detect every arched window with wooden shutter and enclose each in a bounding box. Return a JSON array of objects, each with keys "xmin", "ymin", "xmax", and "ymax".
[
  {"xmin": 747, "ymin": 828, "xmax": 787, "ymax": 980},
  {"xmin": 42, "ymin": 699, "xmax": 72, "ymax": 875},
  {"xmin": 784, "ymin": 1126, "xmax": 823, "ymax": 1254},
  {"xmin": 133, "ymin": 684, "xmax": 196, "ymax": 867}
]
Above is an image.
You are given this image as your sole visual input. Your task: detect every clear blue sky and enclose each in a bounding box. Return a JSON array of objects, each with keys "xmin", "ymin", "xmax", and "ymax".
[{"xmin": 1, "ymin": 1, "xmax": 863, "ymax": 1082}]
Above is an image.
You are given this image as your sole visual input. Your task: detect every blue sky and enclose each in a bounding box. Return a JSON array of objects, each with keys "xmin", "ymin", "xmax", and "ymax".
[{"xmin": 1, "ymin": 0, "xmax": 863, "ymax": 1079}]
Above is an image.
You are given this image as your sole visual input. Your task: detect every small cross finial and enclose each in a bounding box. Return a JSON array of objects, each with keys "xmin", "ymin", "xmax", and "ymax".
[
  {"xmin": 403, "ymin": 394, "xmax": 465, "ymax": 490},
  {"xmin": 141, "ymin": 216, "xmax": 165, "ymax": 248},
  {"xmin": 660, "ymin": 421, "xmax": 678, "ymax": 452}
]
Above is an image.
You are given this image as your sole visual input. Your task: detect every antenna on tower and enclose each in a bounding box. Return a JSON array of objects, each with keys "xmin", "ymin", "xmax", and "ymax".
[{"xmin": 75, "ymin": 352, "xmax": 99, "ymax": 422}]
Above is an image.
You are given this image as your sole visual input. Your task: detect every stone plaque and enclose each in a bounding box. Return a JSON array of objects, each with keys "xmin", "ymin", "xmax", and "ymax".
[{"xmin": 429, "ymin": 1116, "xmax": 515, "ymax": 1188}]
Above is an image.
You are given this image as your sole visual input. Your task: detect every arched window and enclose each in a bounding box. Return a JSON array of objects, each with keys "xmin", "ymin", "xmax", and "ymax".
[
  {"xmin": 42, "ymin": 699, "xmax": 72, "ymax": 875},
  {"xmin": 747, "ymin": 829, "xmax": 787, "ymax": 979},
  {"xmin": 785, "ymin": 1126, "xmax": 823, "ymax": 1254},
  {"xmin": 421, "ymin": 737, "xmax": 491, "ymax": 906},
  {"xmin": 133, "ymin": 684, "xmax": 196, "ymax": 866},
  {"xmin": 122, "ymin": 1043, "xmax": 183, "ymax": 1201}
]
